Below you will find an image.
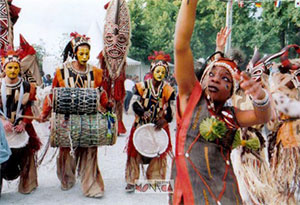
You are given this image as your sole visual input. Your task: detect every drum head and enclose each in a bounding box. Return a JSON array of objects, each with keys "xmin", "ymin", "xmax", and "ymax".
[
  {"xmin": 133, "ymin": 123, "xmax": 169, "ymax": 158},
  {"xmin": 6, "ymin": 131, "xmax": 29, "ymax": 148}
]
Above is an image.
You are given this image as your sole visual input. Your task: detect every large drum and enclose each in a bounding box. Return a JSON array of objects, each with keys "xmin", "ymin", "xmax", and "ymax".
[
  {"xmin": 133, "ymin": 123, "xmax": 169, "ymax": 158},
  {"xmin": 53, "ymin": 87, "xmax": 99, "ymax": 115},
  {"xmin": 50, "ymin": 112, "xmax": 117, "ymax": 147}
]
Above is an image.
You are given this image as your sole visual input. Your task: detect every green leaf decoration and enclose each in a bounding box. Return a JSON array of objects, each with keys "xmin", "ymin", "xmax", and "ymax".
[
  {"xmin": 199, "ymin": 117, "xmax": 227, "ymax": 141},
  {"xmin": 232, "ymin": 130, "xmax": 261, "ymax": 151},
  {"xmin": 245, "ymin": 138, "xmax": 260, "ymax": 151},
  {"xmin": 232, "ymin": 131, "xmax": 241, "ymax": 149}
]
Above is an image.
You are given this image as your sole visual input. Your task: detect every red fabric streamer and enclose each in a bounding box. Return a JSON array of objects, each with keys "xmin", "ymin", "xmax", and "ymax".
[{"xmin": 18, "ymin": 34, "xmax": 36, "ymax": 60}]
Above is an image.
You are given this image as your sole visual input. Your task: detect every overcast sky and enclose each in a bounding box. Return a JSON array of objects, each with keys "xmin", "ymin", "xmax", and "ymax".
[{"xmin": 13, "ymin": 0, "xmax": 109, "ymax": 55}]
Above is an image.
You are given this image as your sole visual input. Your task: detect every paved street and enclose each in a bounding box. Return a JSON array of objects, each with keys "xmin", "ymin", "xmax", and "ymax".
[{"xmin": 1, "ymin": 106, "xmax": 176, "ymax": 205}]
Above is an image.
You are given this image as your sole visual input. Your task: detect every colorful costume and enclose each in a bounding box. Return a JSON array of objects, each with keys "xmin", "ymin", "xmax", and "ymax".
[
  {"xmin": 125, "ymin": 51, "xmax": 175, "ymax": 189},
  {"xmin": 99, "ymin": 0, "xmax": 131, "ymax": 135},
  {"xmin": 170, "ymin": 57, "xmax": 243, "ymax": 205},
  {"xmin": 0, "ymin": 49, "xmax": 41, "ymax": 195},
  {"xmin": 41, "ymin": 33, "xmax": 109, "ymax": 197}
]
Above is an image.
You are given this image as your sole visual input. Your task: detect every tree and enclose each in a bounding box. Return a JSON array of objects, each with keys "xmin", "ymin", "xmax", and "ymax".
[
  {"xmin": 128, "ymin": 0, "xmax": 300, "ymax": 67},
  {"xmin": 32, "ymin": 39, "xmax": 47, "ymax": 75}
]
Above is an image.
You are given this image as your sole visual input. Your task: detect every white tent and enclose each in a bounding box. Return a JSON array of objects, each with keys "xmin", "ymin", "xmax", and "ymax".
[{"xmin": 87, "ymin": 1, "xmax": 141, "ymax": 67}]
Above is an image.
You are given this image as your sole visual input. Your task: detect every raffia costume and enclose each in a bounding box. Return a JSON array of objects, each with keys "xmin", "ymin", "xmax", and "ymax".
[
  {"xmin": 0, "ymin": 51, "xmax": 41, "ymax": 194},
  {"xmin": 268, "ymin": 68, "xmax": 300, "ymax": 204},
  {"xmin": 230, "ymin": 48, "xmax": 284, "ymax": 204}
]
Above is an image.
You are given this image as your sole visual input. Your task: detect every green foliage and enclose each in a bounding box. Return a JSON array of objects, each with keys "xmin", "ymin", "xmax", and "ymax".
[
  {"xmin": 128, "ymin": 0, "xmax": 179, "ymax": 63},
  {"xmin": 32, "ymin": 41, "xmax": 47, "ymax": 76},
  {"xmin": 128, "ymin": 0, "xmax": 300, "ymax": 66}
]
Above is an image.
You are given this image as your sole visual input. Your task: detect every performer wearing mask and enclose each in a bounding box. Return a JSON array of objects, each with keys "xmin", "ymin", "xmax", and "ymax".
[
  {"xmin": 171, "ymin": 1, "xmax": 272, "ymax": 204},
  {"xmin": 268, "ymin": 45, "xmax": 300, "ymax": 204},
  {"xmin": 125, "ymin": 51, "xmax": 175, "ymax": 192},
  {"xmin": 0, "ymin": 49, "xmax": 41, "ymax": 195},
  {"xmin": 41, "ymin": 33, "xmax": 110, "ymax": 198}
]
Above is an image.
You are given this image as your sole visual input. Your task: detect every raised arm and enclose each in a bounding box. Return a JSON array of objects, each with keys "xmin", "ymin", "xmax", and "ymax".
[{"xmin": 174, "ymin": 0, "xmax": 198, "ymax": 99}]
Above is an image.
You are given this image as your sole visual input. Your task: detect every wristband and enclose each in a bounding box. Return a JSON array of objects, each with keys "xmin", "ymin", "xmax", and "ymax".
[{"xmin": 252, "ymin": 89, "xmax": 269, "ymax": 107}]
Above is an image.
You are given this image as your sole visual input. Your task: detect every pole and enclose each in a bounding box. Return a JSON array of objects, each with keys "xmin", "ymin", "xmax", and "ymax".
[{"xmin": 225, "ymin": 0, "xmax": 233, "ymax": 55}]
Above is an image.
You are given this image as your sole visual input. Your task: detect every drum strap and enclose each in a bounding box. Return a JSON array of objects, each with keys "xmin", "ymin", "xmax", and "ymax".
[
  {"xmin": 87, "ymin": 65, "xmax": 91, "ymax": 88},
  {"xmin": 1, "ymin": 79, "xmax": 24, "ymax": 122},
  {"xmin": 63, "ymin": 63, "xmax": 70, "ymax": 87}
]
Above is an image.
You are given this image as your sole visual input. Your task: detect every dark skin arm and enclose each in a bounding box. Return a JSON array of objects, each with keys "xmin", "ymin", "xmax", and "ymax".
[
  {"xmin": 234, "ymin": 72, "xmax": 272, "ymax": 127},
  {"xmin": 174, "ymin": 0, "xmax": 198, "ymax": 117},
  {"xmin": 175, "ymin": 0, "xmax": 271, "ymax": 126}
]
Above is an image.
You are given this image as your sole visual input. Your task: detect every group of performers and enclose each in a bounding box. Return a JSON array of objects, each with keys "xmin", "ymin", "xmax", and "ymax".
[{"xmin": 1, "ymin": 0, "xmax": 300, "ymax": 204}]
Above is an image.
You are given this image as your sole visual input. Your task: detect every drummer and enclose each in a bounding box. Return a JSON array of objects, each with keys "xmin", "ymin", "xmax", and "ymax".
[
  {"xmin": 40, "ymin": 33, "xmax": 111, "ymax": 198},
  {"xmin": 125, "ymin": 51, "xmax": 175, "ymax": 192},
  {"xmin": 0, "ymin": 49, "xmax": 41, "ymax": 195}
]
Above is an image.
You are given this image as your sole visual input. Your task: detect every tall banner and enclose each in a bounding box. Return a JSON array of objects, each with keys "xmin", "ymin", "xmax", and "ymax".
[{"xmin": 0, "ymin": 0, "xmax": 12, "ymax": 49}]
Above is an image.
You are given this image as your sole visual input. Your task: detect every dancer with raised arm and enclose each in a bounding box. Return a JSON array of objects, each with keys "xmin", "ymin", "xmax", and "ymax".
[{"xmin": 170, "ymin": 1, "xmax": 272, "ymax": 204}]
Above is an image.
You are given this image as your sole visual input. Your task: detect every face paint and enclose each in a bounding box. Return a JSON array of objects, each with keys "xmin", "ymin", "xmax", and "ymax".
[
  {"xmin": 5, "ymin": 62, "xmax": 20, "ymax": 79},
  {"xmin": 225, "ymin": 84, "xmax": 230, "ymax": 90},
  {"xmin": 76, "ymin": 46, "xmax": 90, "ymax": 66},
  {"xmin": 153, "ymin": 66, "xmax": 166, "ymax": 82},
  {"xmin": 104, "ymin": 0, "xmax": 130, "ymax": 80}
]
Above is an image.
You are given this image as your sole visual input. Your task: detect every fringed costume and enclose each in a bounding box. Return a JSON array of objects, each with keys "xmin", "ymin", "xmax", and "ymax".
[
  {"xmin": 230, "ymin": 48, "xmax": 283, "ymax": 204},
  {"xmin": 268, "ymin": 57, "xmax": 300, "ymax": 204}
]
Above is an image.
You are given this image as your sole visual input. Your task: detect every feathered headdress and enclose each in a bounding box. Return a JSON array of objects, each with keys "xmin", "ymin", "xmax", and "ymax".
[
  {"xmin": 246, "ymin": 47, "xmax": 285, "ymax": 81},
  {"xmin": 62, "ymin": 32, "xmax": 91, "ymax": 62},
  {"xmin": 70, "ymin": 32, "xmax": 90, "ymax": 53},
  {"xmin": 1, "ymin": 46, "xmax": 20, "ymax": 70},
  {"xmin": 148, "ymin": 51, "xmax": 171, "ymax": 73},
  {"xmin": 199, "ymin": 52, "xmax": 240, "ymax": 94},
  {"xmin": 279, "ymin": 44, "xmax": 300, "ymax": 72}
]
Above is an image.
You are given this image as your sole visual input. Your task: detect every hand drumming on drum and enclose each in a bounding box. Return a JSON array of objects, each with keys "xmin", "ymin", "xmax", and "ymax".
[{"xmin": 1, "ymin": 119, "xmax": 26, "ymax": 133}]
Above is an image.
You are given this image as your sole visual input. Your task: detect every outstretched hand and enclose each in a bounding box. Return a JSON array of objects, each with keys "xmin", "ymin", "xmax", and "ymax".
[
  {"xmin": 216, "ymin": 27, "xmax": 231, "ymax": 51},
  {"xmin": 234, "ymin": 72, "xmax": 265, "ymax": 100}
]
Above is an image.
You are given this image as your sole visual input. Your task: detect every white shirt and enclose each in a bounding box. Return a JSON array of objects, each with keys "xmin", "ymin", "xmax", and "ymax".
[{"xmin": 124, "ymin": 79, "xmax": 135, "ymax": 92}]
